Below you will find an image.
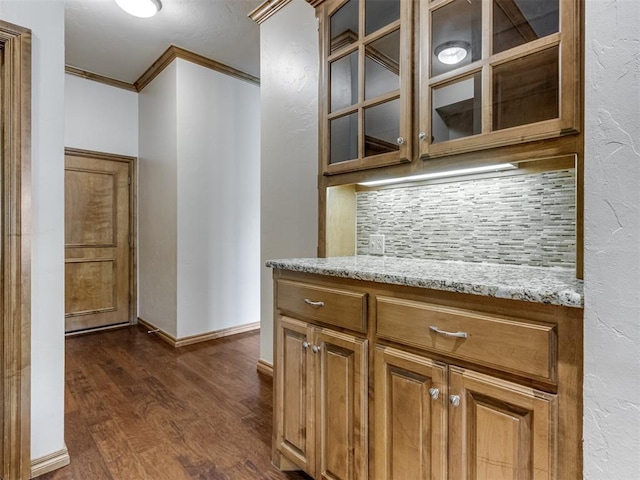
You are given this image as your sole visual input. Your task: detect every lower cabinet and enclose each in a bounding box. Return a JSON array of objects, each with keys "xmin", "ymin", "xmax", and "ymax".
[
  {"xmin": 274, "ymin": 315, "xmax": 368, "ymax": 480},
  {"xmin": 375, "ymin": 346, "xmax": 557, "ymax": 480},
  {"xmin": 271, "ymin": 271, "xmax": 582, "ymax": 480}
]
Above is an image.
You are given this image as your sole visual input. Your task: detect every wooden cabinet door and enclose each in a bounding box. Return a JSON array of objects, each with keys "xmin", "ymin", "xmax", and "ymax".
[
  {"xmin": 448, "ymin": 366, "xmax": 557, "ymax": 480},
  {"xmin": 314, "ymin": 327, "xmax": 368, "ymax": 480},
  {"xmin": 274, "ymin": 316, "xmax": 315, "ymax": 475},
  {"xmin": 375, "ymin": 346, "xmax": 447, "ymax": 480}
]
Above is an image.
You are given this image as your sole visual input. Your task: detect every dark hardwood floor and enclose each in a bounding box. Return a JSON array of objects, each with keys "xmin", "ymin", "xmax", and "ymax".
[{"xmin": 39, "ymin": 325, "xmax": 310, "ymax": 480}]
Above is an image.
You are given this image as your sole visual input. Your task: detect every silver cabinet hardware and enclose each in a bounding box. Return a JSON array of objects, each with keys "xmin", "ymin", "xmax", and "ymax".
[
  {"xmin": 429, "ymin": 325, "xmax": 468, "ymax": 339},
  {"xmin": 302, "ymin": 341, "xmax": 310, "ymax": 349},
  {"xmin": 304, "ymin": 299, "xmax": 325, "ymax": 307},
  {"xmin": 428, "ymin": 387, "xmax": 439, "ymax": 400},
  {"xmin": 419, "ymin": 132, "xmax": 427, "ymax": 140},
  {"xmin": 312, "ymin": 345, "xmax": 321, "ymax": 354},
  {"xmin": 396, "ymin": 136, "xmax": 405, "ymax": 145},
  {"xmin": 449, "ymin": 395, "xmax": 461, "ymax": 407}
]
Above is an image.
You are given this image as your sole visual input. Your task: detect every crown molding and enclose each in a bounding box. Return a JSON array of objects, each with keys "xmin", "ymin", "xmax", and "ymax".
[
  {"xmin": 134, "ymin": 45, "xmax": 260, "ymax": 92},
  {"xmin": 305, "ymin": 0, "xmax": 327, "ymax": 7},
  {"xmin": 248, "ymin": 0, "xmax": 292, "ymax": 24},
  {"xmin": 65, "ymin": 66, "xmax": 137, "ymax": 92}
]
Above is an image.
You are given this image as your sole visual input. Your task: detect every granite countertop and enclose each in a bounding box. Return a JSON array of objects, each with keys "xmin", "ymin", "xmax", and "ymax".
[{"xmin": 266, "ymin": 255, "xmax": 584, "ymax": 308}]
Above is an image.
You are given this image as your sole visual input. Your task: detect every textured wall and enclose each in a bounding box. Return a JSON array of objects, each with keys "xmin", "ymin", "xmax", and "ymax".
[
  {"xmin": 65, "ymin": 74, "xmax": 139, "ymax": 157},
  {"xmin": 357, "ymin": 170, "xmax": 576, "ymax": 267},
  {"xmin": 259, "ymin": 0, "xmax": 319, "ymax": 364},
  {"xmin": 583, "ymin": 0, "xmax": 640, "ymax": 477}
]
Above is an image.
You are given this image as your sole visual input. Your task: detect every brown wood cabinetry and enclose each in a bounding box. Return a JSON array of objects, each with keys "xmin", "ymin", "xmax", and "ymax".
[
  {"xmin": 274, "ymin": 314, "xmax": 368, "ymax": 479},
  {"xmin": 272, "ymin": 269, "xmax": 582, "ymax": 479},
  {"xmin": 311, "ymin": 0, "xmax": 582, "ymax": 174}
]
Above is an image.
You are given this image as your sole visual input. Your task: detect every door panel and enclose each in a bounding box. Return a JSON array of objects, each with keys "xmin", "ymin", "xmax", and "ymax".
[
  {"xmin": 448, "ymin": 366, "xmax": 557, "ymax": 480},
  {"xmin": 65, "ymin": 153, "xmax": 131, "ymax": 332},
  {"xmin": 315, "ymin": 327, "xmax": 367, "ymax": 480},
  {"xmin": 274, "ymin": 316, "xmax": 315, "ymax": 475},
  {"xmin": 375, "ymin": 346, "xmax": 447, "ymax": 480}
]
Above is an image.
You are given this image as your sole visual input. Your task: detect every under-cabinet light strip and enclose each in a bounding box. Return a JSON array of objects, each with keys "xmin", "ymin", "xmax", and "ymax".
[{"xmin": 358, "ymin": 163, "xmax": 517, "ymax": 187}]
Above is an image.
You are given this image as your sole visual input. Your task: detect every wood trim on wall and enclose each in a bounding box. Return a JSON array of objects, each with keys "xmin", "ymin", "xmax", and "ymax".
[
  {"xmin": 64, "ymin": 148, "xmax": 138, "ymax": 326},
  {"xmin": 248, "ymin": 0, "xmax": 292, "ymax": 24},
  {"xmin": 30, "ymin": 447, "xmax": 70, "ymax": 479},
  {"xmin": 134, "ymin": 45, "xmax": 260, "ymax": 92},
  {"xmin": 256, "ymin": 359, "xmax": 274, "ymax": 378},
  {"xmin": 65, "ymin": 66, "xmax": 137, "ymax": 92},
  {"xmin": 0, "ymin": 18, "xmax": 32, "ymax": 480},
  {"xmin": 137, "ymin": 318, "xmax": 260, "ymax": 348}
]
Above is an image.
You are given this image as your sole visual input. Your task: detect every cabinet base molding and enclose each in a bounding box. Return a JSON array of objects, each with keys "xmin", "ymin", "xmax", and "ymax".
[
  {"xmin": 30, "ymin": 446, "xmax": 70, "ymax": 478},
  {"xmin": 257, "ymin": 359, "xmax": 274, "ymax": 377},
  {"xmin": 137, "ymin": 318, "xmax": 260, "ymax": 348}
]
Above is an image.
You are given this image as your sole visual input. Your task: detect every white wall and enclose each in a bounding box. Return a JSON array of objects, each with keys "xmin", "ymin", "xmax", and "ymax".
[
  {"xmin": 176, "ymin": 60, "xmax": 261, "ymax": 338},
  {"xmin": 583, "ymin": 0, "xmax": 640, "ymax": 477},
  {"xmin": 138, "ymin": 63, "xmax": 178, "ymax": 336},
  {"xmin": 0, "ymin": 0, "xmax": 66, "ymax": 460},
  {"xmin": 65, "ymin": 74, "xmax": 139, "ymax": 157},
  {"xmin": 259, "ymin": 0, "xmax": 319, "ymax": 363}
]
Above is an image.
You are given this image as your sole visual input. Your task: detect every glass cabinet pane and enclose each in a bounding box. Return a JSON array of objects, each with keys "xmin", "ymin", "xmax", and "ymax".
[
  {"xmin": 493, "ymin": 47, "xmax": 559, "ymax": 130},
  {"xmin": 365, "ymin": 0, "xmax": 400, "ymax": 36},
  {"xmin": 365, "ymin": 29, "xmax": 400, "ymax": 100},
  {"xmin": 330, "ymin": 0, "xmax": 359, "ymax": 54},
  {"xmin": 431, "ymin": 0, "xmax": 481, "ymax": 77},
  {"xmin": 432, "ymin": 73, "xmax": 481, "ymax": 144},
  {"xmin": 330, "ymin": 112, "xmax": 359, "ymax": 164},
  {"xmin": 493, "ymin": 0, "xmax": 559, "ymax": 54},
  {"xmin": 364, "ymin": 99, "xmax": 400, "ymax": 157},
  {"xmin": 330, "ymin": 51, "xmax": 359, "ymax": 112}
]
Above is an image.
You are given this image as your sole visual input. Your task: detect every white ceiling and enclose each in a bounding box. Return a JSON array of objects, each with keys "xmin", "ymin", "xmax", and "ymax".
[{"xmin": 65, "ymin": 0, "xmax": 263, "ymax": 84}]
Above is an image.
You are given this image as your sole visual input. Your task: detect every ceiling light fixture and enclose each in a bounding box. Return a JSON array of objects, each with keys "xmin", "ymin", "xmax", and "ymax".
[
  {"xmin": 358, "ymin": 163, "xmax": 517, "ymax": 187},
  {"xmin": 115, "ymin": 0, "xmax": 162, "ymax": 18},
  {"xmin": 435, "ymin": 40, "xmax": 470, "ymax": 65}
]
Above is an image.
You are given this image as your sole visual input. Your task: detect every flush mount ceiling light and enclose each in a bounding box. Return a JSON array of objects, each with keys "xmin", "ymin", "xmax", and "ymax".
[
  {"xmin": 435, "ymin": 40, "xmax": 470, "ymax": 65},
  {"xmin": 115, "ymin": 0, "xmax": 162, "ymax": 18}
]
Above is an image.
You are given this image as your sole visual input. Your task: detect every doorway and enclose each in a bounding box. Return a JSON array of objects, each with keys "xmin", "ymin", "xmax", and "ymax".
[{"xmin": 64, "ymin": 148, "xmax": 136, "ymax": 333}]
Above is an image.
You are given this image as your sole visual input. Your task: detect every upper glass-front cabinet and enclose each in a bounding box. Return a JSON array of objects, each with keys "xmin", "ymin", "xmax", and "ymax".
[
  {"xmin": 420, "ymin": 0, "xmax": 580, "ymax": 158},
  {"xmin": 321, "ymin": 0, "xmax": 413, "ymax": 174}
]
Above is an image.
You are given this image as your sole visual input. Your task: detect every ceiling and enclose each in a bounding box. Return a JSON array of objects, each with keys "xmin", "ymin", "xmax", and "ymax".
[{"xmin": 65, "ymin": 0, "xmax": 263, "ymax": 84}]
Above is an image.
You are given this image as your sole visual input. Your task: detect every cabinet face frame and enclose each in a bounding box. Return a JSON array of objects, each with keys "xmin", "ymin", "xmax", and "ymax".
[
  {"xmin": 419, "ymin": 0, "xmax": 581, "ymax": 159},
  {"xmin": 318, "ymin": 0, "xmax": 414, "ymax": 175}
]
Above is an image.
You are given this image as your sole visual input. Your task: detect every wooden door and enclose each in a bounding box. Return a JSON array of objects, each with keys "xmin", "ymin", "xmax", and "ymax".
[
  {"xmin": 273, "ymin": 316, "xmax": 315, "ymax": 475},
  {"xmin": 314, "ymin": 327, "xmax": 367, "ymax": 480},
  {"xmin": 65, "ymin": 152, "xmax": 132, "ymax": 332},
  {"xmin": 448, "ymin": 366, "xmax": 557, "ymax": 480},
  {"xmin": 374, "ymin": 346, "xmax": 447, "ymax": 480}
]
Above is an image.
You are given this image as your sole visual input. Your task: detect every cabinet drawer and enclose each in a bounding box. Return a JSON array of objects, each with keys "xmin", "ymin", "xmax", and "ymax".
[
  {"xmin": 376, "ymin": 296, "xmax": 556, "ymax": 381},
  {"xmin": 276, "ymin": 280, "xmax": 367, "ymax": 333}
]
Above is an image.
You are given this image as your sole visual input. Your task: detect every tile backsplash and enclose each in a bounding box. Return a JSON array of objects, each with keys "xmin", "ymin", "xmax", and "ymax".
[{"xmin": 356, "ymin": 169, "xmax": 576, "ymax": 267}]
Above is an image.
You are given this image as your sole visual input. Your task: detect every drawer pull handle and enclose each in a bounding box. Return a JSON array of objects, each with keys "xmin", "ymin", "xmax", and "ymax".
[
  {"xmin": 429, "ymin": 326, "xmax": 468, "ymax": 339},
  {"xmin": 428, "ymin": 388, "xmax": 439, "ymax": 400},
  {"xmin": 304, "ymin": 299, "xmax": 325, "ymax": 307},
  {"xmin": 450, "ymin": 395, "xmax": 461, "ymax": 407}
]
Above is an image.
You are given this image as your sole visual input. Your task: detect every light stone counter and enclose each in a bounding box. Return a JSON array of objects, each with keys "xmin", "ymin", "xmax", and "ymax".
[{"xmin": 266, "ymin": 255, "xmax": 583, "ymax": 308}]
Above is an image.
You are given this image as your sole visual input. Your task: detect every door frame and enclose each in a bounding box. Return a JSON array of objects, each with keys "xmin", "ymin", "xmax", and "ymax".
[
  {"xmin": 0, "ymin": 19, "xmax": 32, "ymax": 479},
  {"xmin": 65, "ymin": 147, "xmax": 138, "ymax": 327}
]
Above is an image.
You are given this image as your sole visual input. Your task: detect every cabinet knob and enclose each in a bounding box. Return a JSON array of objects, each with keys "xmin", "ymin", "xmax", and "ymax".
[
  {"xmin": 396, "ymin": 136, "xmax": 405, "ymax": 145},
  {"xmin": 428, "ymin": 387, "xmax": 439, "ymax": 400},
  {"xmin": 302, "ymin": 341, "xmax": 310, "ymax": 349},
  {"xmin": 312, "ymin": 345, "xmax": 321, "ymax": 354},
  {"xmin": 449, "ymin": 395, "xmax": 461, "ymax": 407},
  {"xmin": 419, "ymin": 132, "xmax": 427, "ymax": 140}
]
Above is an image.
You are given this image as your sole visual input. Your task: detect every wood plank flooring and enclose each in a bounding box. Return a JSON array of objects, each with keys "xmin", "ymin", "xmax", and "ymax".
[{"xmin": 39, "ymin": 326, "xmax": 310, "ymax": 480}]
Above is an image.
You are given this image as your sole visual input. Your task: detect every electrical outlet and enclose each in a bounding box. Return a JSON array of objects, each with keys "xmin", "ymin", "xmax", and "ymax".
[{"xmin": 369, "ymin": 234, "xmax": 385, "ymax": 255}]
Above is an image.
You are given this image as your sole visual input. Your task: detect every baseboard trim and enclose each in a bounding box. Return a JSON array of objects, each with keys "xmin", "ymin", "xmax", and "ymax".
[
  {"xmin": 31, "ymin": 446, "xmax": 70, "ymax": 478},
  {"xmin": 137, "ymin": 318, "xmax": 260, "ymax": 348},
  {"xmin": 257, "ymin": 359, "xmax": 274, "ymax": 378}
]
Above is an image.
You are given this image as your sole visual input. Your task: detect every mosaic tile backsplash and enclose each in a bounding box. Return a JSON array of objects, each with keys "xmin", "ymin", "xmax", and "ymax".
[{"xmin": 356, "ymin": 169, "xmax": 576, "ymax": 267}]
